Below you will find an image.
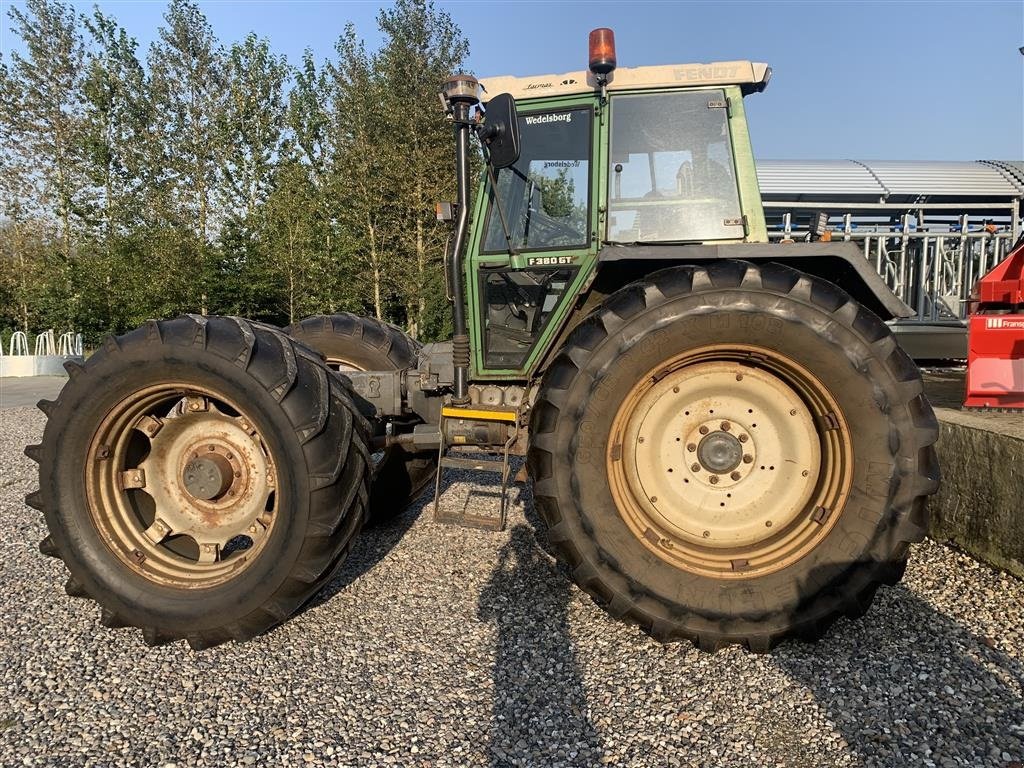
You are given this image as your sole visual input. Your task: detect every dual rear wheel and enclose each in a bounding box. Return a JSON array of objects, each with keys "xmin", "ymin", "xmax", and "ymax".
[{"xmin": 30, "ymin": 316, "xmax": 372, "ymax": 649}]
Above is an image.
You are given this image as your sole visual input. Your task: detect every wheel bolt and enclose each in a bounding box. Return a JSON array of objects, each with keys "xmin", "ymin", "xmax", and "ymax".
[
  {"xmin": 742, "ymin": 454, "xmax": 753, "ymax": 464},
  {"xmin": 709, "ymin": 475, "xmax": 719, "ymax": 485},
  {"xmin": 802, "ymin": 470, "xmax": 809, "ymax": 477},
  {"xmin": 702, "ymin": 531, "xmax": 710, "ymax": 538},
  {"xmin": 765, "ymin": 520, "xmax": 773, "ymax": 528},
  {"xmin": 730, "ymin": 471, "xmax": 741, "ymax": 481},
  {"xmin": 207, "ymin": 445, "xmax": 215, "ymax": 452},
  {"xmin": 672, "ymin": 386, "xmax": 679, "ymax": 393},
  {"xmin": 699, "ymin": 426, "xmax": 709, "ymax": 435},
  {"xmin": 790, "ymin": 409, "xmax": 797, "ymax": 416},
  {"xmin": 720, "ymin": 421, "xmax": 730, "ymax": 431},
  {"xmin": 738, "ymin": 434, "xmax": 748, "ymax": 443},
  {"xmin": 226, "ymin": 452, "xmax": 233, "ymax": 460},
  {"xmin": 687, "ymin": 443, "xmax": 696, "ymax": 452},
  {"xmin": 691, "ymin": 463, "xmax": 701, "ymax": 472},
  {"xmin": 638, "ymin": 436, "xmax": 644, "ymax": 443}
]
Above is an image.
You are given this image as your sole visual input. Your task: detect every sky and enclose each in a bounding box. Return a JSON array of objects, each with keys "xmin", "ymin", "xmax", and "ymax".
[{"xmin": 1, "ymin": 0, "xmax": 1022, "ymax": 160}]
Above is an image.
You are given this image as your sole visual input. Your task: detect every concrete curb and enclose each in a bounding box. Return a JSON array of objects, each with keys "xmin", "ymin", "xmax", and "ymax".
[{"xmin": 928, "ymin": 406, "xmax": 1023, "ymax": 578}]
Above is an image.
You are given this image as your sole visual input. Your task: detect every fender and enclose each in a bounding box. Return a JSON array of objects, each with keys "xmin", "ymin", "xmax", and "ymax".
[{"xmin": 598, "ymin": 242, "xmax": 912, "ymax": 320}]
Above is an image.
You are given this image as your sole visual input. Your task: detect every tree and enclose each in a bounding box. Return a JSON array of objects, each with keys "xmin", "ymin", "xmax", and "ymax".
[
  {"xmin": 5, "ymin": 0, "xmax": 88, "ymax": 328},
  {"xmin": 147, "ymin": 0, "xmax": 226, "ymax": 313},
  {"xmin": 220, "ymin": 33, "xmax": 289, "ymax": 224},
  {"xmin": 325, "ymin": 24, "xmax": 401, "ymax": 321},
  {"xmin": 259, "ymin": 159, "xmax": 338, "ymax": 323},
  {"xmin": 375, "ymin": 0, "xmax": 468, "ymax": 339},
  {"xmin": 81, "ymin": 8, "xmax": 149, "ymax": 238}
]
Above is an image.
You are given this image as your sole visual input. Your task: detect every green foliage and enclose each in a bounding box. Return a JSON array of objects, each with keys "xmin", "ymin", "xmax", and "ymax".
[{"xmin": 0, "ymin": 0, "xmax": 469, "ymax": 344}]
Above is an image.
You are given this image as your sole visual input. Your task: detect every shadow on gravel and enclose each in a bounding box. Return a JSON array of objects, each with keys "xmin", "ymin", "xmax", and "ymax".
[
  {"xmin": 478, "ymin": 519, "xmax": 603, "ymax": 767},
  {"xmin": 773, "ymin": 582, "xmax": 1024, "ymax": 766}
]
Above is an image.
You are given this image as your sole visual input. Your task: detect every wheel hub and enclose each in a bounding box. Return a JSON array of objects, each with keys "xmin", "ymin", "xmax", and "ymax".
[
  {"xmin": 697, "ymin": 430, "xmax": 742, "ymax": 474},
  {"xmin": 140, "ymin": 406, "xmax": 273, "ymax": 561},
  {"xmin": 183, "ymin": 454, "xmax": 233, "ymax": 500}
]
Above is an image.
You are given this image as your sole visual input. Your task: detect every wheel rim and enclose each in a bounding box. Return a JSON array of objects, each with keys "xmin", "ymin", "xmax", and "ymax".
[
  {"xmin": 606, "ymin": 344, "xmax": 853, "ymax": 579},
  {"xmin": 86, "ymin": 384, "xmax": 279, "ymax": 588}
]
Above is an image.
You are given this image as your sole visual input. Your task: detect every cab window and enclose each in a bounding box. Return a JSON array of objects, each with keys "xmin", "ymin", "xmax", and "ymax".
[
  {"xmin": 607, "ymin": 91, "xmax": 743, "ymax": 243},
  {"xmin": 482, "ymin": 107, "xmax": 592, "ymax": 253}
]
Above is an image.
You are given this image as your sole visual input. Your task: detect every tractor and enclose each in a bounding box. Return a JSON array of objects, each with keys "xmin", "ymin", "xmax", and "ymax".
[{"xmin": 27, "ymin": 29, "xmax": 939, "ymax": 651}]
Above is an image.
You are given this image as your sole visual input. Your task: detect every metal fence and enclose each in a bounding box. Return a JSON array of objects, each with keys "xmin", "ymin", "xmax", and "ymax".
[
  {"xmin": 768, "ymin": 214, "xmax": 1017, "ymax": 324},
  {"xmin": 1, "ymin": 329, "xmax": 85, "ymax": 377}
]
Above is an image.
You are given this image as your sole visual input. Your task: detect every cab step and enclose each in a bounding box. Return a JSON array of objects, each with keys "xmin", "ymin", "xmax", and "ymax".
[{"xmin": 432, "ymin": 406, "xmax": 519, "ymax": 532}]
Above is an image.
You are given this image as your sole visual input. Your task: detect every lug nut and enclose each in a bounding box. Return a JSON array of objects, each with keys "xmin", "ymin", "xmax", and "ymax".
[
  {"xmin": 738, "ymin": 434, "xmax": 748, "ymax": 443},
  {"xmin": 686, "ymin": 443, "xmax": 697, "ymax": 452},
  {"xmin": 720, "ymin": 421, "xmax": 730, "ymax": 431},
  {"xmin": 691, "ymin": 463, "xmax": 701, "ymax": 472},
  {"xmin": 730, "ymin": 471, "xmax": 741, "ymax": 481},
  {"xmin": 709, "ymin": 475, "xmax": 719, "ymax": 485},
  {"xmin": 742, "ymin": 454, "xmax": 753, "ymax": 464},
  {"xmin": 699, "ymin": 425, "xmax": 709, "ymax": 435},
  {"xmin": 702, "ymin": 531, "xmax": 710, "ymax": 538}
]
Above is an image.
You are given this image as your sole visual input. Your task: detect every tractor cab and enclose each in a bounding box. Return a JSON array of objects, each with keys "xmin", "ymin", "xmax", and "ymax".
[{"xmin": 452, "ymin": 32, "xmax": 772, "ymax": 377}]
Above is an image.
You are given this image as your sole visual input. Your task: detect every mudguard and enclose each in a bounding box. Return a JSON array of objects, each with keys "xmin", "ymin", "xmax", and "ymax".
[{"xmin": 598, "ymin": 242, "xmax": 912, "ymax": 320}]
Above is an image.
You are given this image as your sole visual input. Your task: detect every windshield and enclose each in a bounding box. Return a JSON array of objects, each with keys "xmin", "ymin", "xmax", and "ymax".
[
  {"xmin": 482, "ymin": 107, "xmax": 592, "ymax": 253},
  {"xmin": 607, "ymin": 90, "xmax": 743, "ymax": 243}
]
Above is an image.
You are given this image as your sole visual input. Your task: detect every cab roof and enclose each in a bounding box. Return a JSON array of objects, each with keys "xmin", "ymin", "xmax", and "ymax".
[{"xmin": 479, "ymin": 61, "xmax": 771, "ymax": 103}]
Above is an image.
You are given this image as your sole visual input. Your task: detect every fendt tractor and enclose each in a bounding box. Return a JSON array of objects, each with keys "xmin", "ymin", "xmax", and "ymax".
[{"xmin": 28, "ymin": 30, "xmax": 940, "ymax": 652}]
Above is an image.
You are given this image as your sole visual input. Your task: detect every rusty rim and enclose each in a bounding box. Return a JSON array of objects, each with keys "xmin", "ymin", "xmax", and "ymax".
[
  {"xmin": 86, "ymin": 384, "xmax": 279, "ymax": 588},
  {"xmin": 606, "ymin": 344, "xmax": 853, "ymax": 579}
]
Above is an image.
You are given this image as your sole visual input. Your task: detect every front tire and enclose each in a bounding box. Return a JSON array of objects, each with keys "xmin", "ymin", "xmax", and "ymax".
[
  {"xmin": 28, "ymin": 316, "xmax": 372, "ymax": 649},
  {"xmin": 528, "ymin": 261, "xmax": 940, "ymax": 651}
]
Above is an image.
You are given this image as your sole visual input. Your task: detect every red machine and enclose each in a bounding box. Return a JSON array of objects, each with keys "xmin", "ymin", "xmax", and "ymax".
[{"xmin": 963, "ymin": 235, "xmax": 1024, "ymax": 410}]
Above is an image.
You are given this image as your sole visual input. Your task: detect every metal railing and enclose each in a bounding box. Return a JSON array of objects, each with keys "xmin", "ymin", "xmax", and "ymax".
[
  {"xmin": 1, "ymin": 329, "xmax": 86, "ymax": 377},
  {"xmin": 768, "ymin": 215, "xmax": 1017, "ymax": 323}
]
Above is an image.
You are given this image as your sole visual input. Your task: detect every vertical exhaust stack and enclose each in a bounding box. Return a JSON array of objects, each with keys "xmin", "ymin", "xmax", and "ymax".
[{"xmin": 440, "ymin": 75, "xmax": 482, "ymax": 402}]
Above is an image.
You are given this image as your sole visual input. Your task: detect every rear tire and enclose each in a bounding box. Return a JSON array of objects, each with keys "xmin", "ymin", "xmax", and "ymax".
[
  {"xmin": 285, "ymin": 314, "xmax": 436, "ymax": 522},
  {"xmin": 528, "ymin": 261, "xmax": 940, "ymax": 651},
  {"xmin": 28, "ymin": 315, "xmax": 372, "ymax": 649}
]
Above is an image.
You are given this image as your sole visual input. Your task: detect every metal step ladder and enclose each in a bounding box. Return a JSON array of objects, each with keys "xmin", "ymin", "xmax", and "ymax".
[{"xmin": 432, "ymin": 406, "xmax": 519, "ymax": 531}]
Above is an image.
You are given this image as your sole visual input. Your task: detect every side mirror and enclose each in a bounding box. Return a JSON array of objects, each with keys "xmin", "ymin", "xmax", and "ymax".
[{"xmin": 479, "ymin": 93, "xmax": 520, "ymax": 169}]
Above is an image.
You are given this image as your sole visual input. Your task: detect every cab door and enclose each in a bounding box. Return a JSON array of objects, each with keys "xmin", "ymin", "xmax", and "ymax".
[{"xmin": 466, "ymin": 94, "xmax": 604, "ymax": 380}]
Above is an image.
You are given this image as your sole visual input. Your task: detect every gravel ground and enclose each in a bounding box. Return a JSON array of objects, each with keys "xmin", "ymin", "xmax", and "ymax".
[{"xmin": 1, "ymin": 405, "xmax": 1022, "ymax": 768}]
